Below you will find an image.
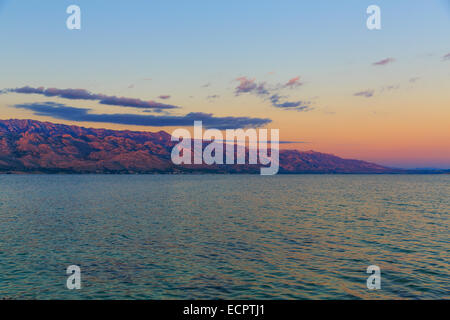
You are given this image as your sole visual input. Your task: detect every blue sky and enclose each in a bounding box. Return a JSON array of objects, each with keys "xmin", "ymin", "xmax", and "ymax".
[{"xmin": 1, "ymin": 0, "xmax": 448, "ymax": 91}]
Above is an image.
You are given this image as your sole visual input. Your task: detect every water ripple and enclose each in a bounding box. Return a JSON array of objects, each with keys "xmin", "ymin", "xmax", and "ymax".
[{"xmin": 0, "ymin": 174, "xmax": 448, "ymax": 299}]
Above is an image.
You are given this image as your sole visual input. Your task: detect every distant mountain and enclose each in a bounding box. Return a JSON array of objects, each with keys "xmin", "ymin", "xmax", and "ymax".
[
  {"xmin": 278, "ymin": 150, "xmax": 392, "ymax": 173},
  {"xmin": 0, "ymin": 119, "xmax": 403, "ymax": 174}
]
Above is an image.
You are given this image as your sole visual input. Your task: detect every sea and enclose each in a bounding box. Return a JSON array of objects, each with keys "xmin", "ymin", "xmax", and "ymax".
[{"xmin": 0, "ymin": 174, "xmax": 448, "ymax": 299}]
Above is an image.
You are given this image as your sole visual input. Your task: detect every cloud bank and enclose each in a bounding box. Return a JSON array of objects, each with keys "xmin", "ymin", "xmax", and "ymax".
[
  {"xmin": 14, "ymin": 102, "xmax": 271, "ymax": 129},
  {"xmin": 3, "ymin": 86, "xmax": 179, "ymax": 110}
]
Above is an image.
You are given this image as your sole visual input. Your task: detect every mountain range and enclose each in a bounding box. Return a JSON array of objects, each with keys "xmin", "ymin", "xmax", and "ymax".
[{"xmin": 0, "ymin": 119, "xmax": 441, "ymax": 174}]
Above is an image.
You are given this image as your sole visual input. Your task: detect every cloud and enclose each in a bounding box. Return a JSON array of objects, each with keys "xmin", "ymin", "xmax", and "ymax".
[
  {"xmin": 372, "ymin": 58, "xmax": 396, "ymax": 66},
  {"xmin": 207, "ymin": 139, "xmax": 308, "ymax": 144},
  {"xmin": 99, "ymin": 96, "xmax": 177, "ymax": 109},
  {"xmin": 10, "ymin": 86, "xmax": 46, "ymax": 94},
  {"xmin": 235, "ymin": 77, "xmax": 257, "ymax": 94},
  {"xmin": 234, "ymin": 76, "xmax": 312, "ymax": 111},
  {"xmin": 158, "ymin": 95, "xmax": 171, "ymax": 100},
  {"xmin": 277, "ymin": 140, "xmax": 308, "ymax": 144},
  {"xmin": 269, "ymin": 94, "xmax": 312, "ymax": 111},
  {"xmin": 14, "ymin": 102, "xmax": 272, "ymax": 129},
  {"xmin": 409, "ymin": 77, "xmax": 420, "ymax": 83},
  {"xmin": 3, "ymin": 86, "xmax": 179, "ymax": 110},
  {"xmin": 234, "ymin": 76, "xmax": 305, "ymax": 96},
  {"xmin": 235, "ymin": 77, "xmax": 269, "ymax": 96},
  {"xmin": 354, "ymin": 90, "xmax": 375, "ymax": 98},
  {"xmin": 382, "ymin": 84, "xmax": 400, "ymax": 91},
  {"xmin": 354, "ymin": 84, "xmax": 400, "ymax": 98},
  {"xmin": 443, "ymin": 53, "xmax": 450, "ymax": 61},
  {"xmin": 207, "ymin": 95, "xmax": 220, "ymax": 100},
  {"xmin": 284, "ymin": 76, "xmax": 303, "ymax": 88}
]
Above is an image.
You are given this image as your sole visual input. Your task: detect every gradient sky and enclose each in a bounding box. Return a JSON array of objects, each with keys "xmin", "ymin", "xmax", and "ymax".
[{"xmin": 0, "ymin": 0, "xmax": 449, "ymax": 168}]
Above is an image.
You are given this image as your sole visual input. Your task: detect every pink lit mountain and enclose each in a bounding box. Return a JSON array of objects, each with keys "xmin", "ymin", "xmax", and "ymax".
[{"xmin": 0, "ymin": 119, "xmax": 400, "ymax": 174}]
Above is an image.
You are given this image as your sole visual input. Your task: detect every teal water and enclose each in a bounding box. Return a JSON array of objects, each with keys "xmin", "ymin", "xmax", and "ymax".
[{"xmin": 0, "ymin": 174, "xmax": 448, "ymax": 300}]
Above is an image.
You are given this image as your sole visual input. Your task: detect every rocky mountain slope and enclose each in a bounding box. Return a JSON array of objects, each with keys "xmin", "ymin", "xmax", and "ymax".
[{"xmin": 0, "ymin": 119, "xmax": 396, "ymax": 174}]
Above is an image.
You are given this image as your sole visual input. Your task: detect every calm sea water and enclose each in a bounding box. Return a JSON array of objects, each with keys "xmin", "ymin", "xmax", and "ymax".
[{"xmin": 0, "ymin": 174, "xmax": 448, "ymax": 300}]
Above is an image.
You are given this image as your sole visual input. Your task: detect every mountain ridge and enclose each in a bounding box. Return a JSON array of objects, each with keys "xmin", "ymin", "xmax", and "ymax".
[{"xmin": 0, "ymin": 119, "xmax": 424, "ymax": 174}]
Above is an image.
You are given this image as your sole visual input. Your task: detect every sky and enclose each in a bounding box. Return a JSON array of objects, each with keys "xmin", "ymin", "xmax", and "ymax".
[{"xmin": 0, "ymin": 0, "xmax": 449, "ymax": 168}]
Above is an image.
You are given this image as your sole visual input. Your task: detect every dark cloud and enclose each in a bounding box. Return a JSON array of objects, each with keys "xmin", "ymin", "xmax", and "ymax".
[
  {"xmin": 158, "ymin": 95, "xmax": 171, "ymax": 100},
  {"xmin": 372, "ymin": 58, "xmax": 396, "ymax": 66},
  {"xmin": 276, "ymin": 140, "xmax": 308, "ymax": 144},
  {"xmin": 234, "ymin": 76, "xmax": 312, "ymax": 111},
  {"xmin": 100, "ymin": 96, "xmax": 176, "ymax": 109},
  {"xmin": 14, "ymin": 102, "xmax": 271, "ymax": 129},
  {"xmin": 11, "ymin": 86, "xmax": 46, "ymax": 94},
  {"xmin": 4, "ymin": 86, "xmax": 179, "ymax": 110},
  {"xmin": 443, "ymin": 53, "xmax": 450, "ymax": 61},
  {"xmin": 206, "ymin": 139, "xmax": 308, "ymax": 144},
  {"xmin": 235, "ymin": 76, "xmax": 305, "ymax": 96},
  {"xmin": 354, "ymin": 90, "xmax": 375, "ymax": 98},
  {"xmin": 269, "ymin": 95, "xmax": 311, "ymax": 111},
  {"xmin": 235, "ymin": 77, "xmax": 269, "ymax": 96}
]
